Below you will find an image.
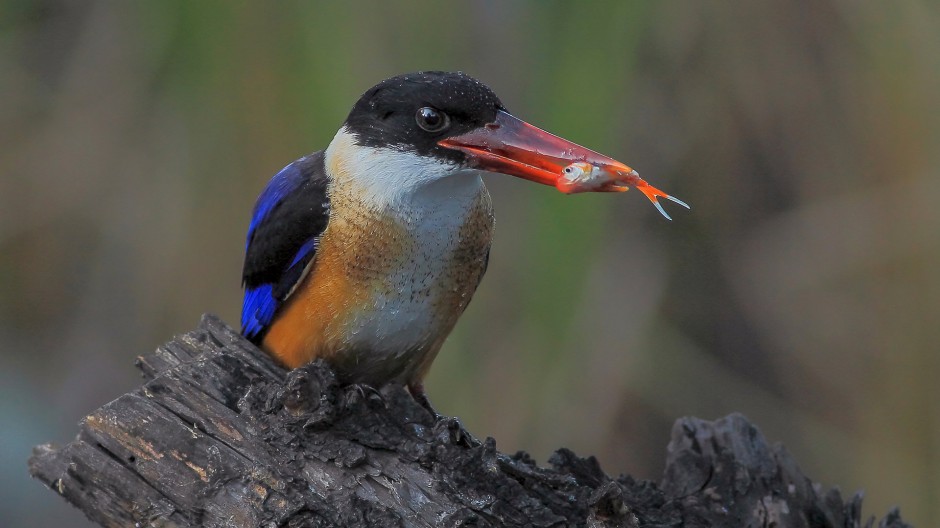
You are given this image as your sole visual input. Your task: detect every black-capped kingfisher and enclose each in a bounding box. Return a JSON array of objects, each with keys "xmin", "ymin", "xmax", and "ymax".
[{"xmin": 241, "ymin": 71, "xmax": 685, "ymax": 412}]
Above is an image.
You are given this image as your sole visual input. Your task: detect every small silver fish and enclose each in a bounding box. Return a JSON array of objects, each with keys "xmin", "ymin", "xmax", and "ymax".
[
  {"xmin": 557, "ymin": 162, "xmax": 690, "ymax": 220},
  {"xmin": 559, "ymin": 162, "xmax": 608, "ymax": 189}
]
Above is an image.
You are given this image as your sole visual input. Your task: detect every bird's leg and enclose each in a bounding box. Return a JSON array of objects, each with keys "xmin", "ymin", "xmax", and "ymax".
[
  {"xmin": 407, "ymin": 381, "xmax": 441, "ymax": 420},
  {"xmin": 409, "ymin": 383, "xmax": 481, "ymax": 447}
]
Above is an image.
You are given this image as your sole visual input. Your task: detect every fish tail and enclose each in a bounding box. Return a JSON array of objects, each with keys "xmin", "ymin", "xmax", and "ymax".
[{"xmin": 636, "ymin": 183, "xmax": 690, "ymax": 220}]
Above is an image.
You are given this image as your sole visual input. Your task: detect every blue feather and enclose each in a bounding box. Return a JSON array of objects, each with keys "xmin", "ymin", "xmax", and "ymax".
[
  {"xmin": 241, "ymin": 284, "xmax": 277, "ymax": 340},
  {"xmin": 241, "ymin": 161, "xmax": 308, "ymax": 339},
  {"xmin": 289, "ymin": 238, "xmax": 319, "ymax": 268},
  {"xmin": 241, "ymin": 152, "xmax": 329, "ymax": 342},
  {"xmin": 241, "ymin": 235, "xmax": 317, "ymax": 339},
  {"xmin": 246, "ymin": 161, "xmax": 306, "ymax": 247}
]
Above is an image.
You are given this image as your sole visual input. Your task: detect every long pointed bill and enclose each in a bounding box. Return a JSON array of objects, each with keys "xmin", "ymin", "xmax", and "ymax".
[
  {"xmin": 438, "ymin": 110, "xmax": 689, "ymax": 219},
  {"xmin": 439, "ymin": 110, "xmax": 632, "ymax": 186}
]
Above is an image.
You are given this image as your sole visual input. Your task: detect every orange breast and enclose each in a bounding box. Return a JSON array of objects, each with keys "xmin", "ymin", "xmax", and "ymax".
[
  {"xmin": 261, "ymin": 208, "xmax": 406, "ymax": 369},
  {"xmin": 262, "ymin": 133, "xmax": 495, "ymax": 382},
  {"xmin": 261, "ymin": 187, "xmax": 494, "ymax": 383}
]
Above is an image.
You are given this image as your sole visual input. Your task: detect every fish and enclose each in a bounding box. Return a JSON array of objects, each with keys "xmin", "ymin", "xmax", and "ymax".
[{"xmin": 556, "ymin": 162, "xmax": 690, "ymax": 221}]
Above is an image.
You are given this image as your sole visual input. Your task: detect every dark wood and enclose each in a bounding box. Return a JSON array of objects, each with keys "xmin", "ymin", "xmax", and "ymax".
[{"xmin": 29, "ymin": 315, "xmax": 910, "ymax": 527}]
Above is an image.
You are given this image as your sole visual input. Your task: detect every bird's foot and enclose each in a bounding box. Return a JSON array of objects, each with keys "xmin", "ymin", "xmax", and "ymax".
[
  {"xmin": 407, "ymin": 381, "xmax": 442, "ymax": 421},
  {"xmin": 431, "ymin": 415, "xmax": 482, "ymax": 448},
  {"xmin": 343, "ymin": 382, "xmax": 387, "ymax": 411},
  {"xmin": 406, "ymin": 383, "xmax": 478, "ymax": 446}
]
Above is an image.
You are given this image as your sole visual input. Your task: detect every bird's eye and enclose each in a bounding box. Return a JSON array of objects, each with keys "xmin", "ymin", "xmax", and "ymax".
[{"xmin": 415, "ymin": 107, "xmax": 450, "ymax": 133}]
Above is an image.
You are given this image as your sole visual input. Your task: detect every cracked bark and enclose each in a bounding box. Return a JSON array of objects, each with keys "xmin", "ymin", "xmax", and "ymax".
[{"xmin": 29, "ymin": 315, "xmax": 911, "ymax": 528}]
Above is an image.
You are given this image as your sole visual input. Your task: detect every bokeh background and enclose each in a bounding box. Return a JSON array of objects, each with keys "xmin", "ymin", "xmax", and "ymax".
[{"xmin": 2, "ymin": 1, "xmax": 938, "ymax": 526}]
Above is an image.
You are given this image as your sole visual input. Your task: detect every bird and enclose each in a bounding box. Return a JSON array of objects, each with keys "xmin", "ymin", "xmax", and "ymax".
[{"xmin": 240, "ymin": 71, "xmax": 651, "ymax": 414}]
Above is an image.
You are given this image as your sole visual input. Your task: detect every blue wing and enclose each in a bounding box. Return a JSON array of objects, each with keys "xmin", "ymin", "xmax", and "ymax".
[{"xmin": 241, "ymin": 151, "xmax": 330, "ymax": 342}]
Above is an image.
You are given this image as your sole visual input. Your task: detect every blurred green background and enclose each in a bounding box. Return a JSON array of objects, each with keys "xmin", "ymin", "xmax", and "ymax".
[{"xmin": 2, "ymin": 1, "xmax": 938, "ymax": 526}]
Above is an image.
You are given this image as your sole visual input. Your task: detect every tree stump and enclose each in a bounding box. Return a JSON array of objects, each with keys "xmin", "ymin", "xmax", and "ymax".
[{"xmin": 29, "ymin": 315, "xmax": 910, "ymax": 527}]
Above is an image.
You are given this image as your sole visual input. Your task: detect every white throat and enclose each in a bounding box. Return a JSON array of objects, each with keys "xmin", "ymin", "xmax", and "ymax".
[
  {"xmin": 324, "ymin": 127, "xmax": 484, "ymax": 211},
  {"xmin": 321, "ymin": 127, "xmax": 494, "ymax": 360}
]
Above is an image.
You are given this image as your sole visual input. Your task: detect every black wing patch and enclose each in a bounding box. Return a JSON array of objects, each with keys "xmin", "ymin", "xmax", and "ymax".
[{"xmin": 241, "ymin": 151, "xmax": 330, "ymax": 342}]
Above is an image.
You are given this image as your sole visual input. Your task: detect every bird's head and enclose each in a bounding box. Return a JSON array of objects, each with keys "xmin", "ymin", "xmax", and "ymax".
[{"xmin": 327, "ymin": 71, "xmax": 637, "ymax": 201}]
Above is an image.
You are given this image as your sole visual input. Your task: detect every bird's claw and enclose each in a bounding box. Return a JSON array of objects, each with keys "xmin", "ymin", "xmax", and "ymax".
[{"xmin": 343, "ymin": 382, "xmax": 387, "ymax": 410}]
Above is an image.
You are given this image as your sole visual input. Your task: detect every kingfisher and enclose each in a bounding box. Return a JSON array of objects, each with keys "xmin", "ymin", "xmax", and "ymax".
[{"xmin": 240, "ymin": 71, "xmax": 683, "ymax": 413}]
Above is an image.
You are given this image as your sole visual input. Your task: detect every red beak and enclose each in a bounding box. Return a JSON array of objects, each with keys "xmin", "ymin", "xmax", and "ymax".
[{"xmin": 438, "ymin": 110, "xmax": 635, "ymax": 188}]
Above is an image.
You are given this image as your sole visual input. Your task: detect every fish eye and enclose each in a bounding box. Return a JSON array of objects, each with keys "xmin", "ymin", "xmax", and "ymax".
[{"xmin": 415, "ymin": 107, "xmax": 450, "ymax": 133}]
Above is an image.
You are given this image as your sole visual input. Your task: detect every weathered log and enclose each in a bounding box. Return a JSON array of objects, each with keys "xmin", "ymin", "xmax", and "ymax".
[{"xmin": 29, "ymin": 314, "xmax": 909, "ymax": 527}]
